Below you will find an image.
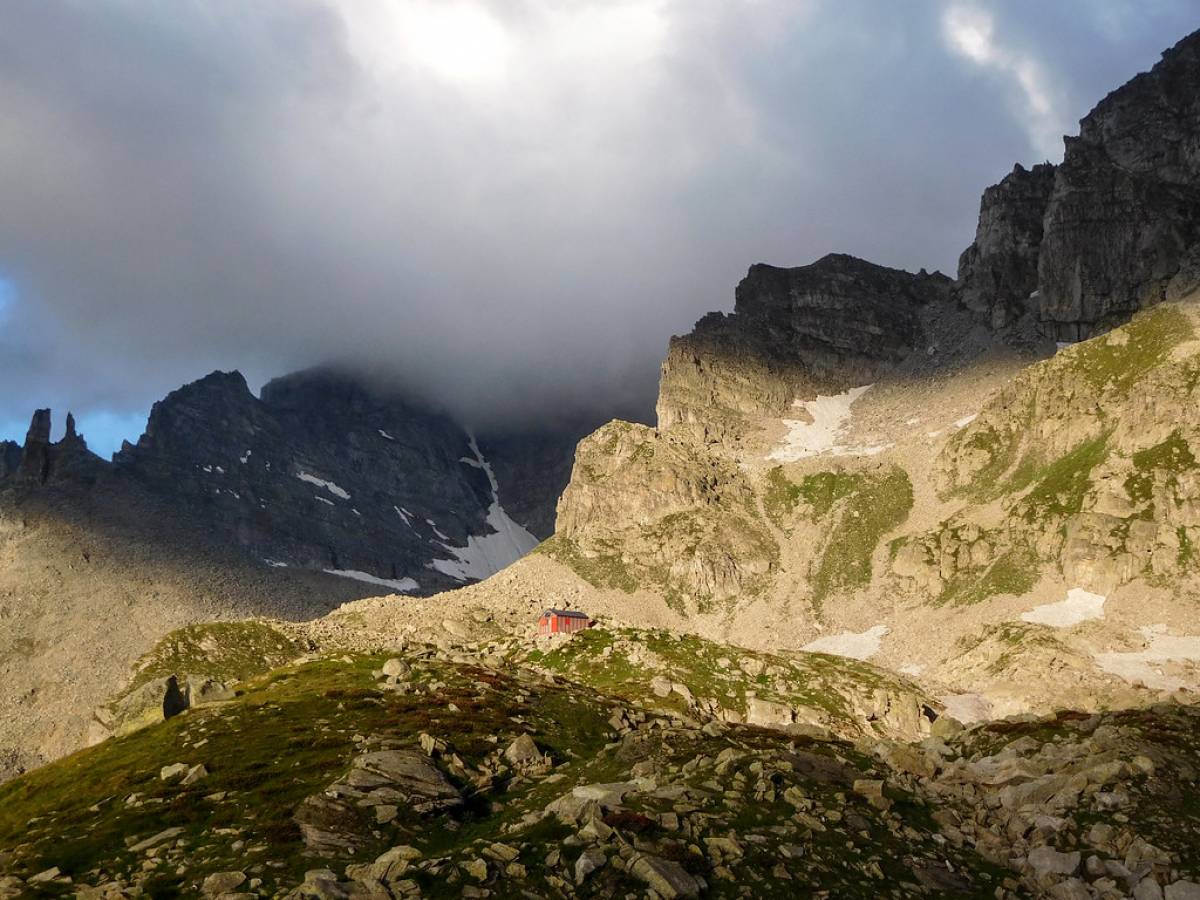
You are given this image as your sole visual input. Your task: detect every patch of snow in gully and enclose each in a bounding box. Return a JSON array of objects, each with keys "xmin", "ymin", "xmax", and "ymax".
[
  {"xmin": 430, "ymin": 437, "xmax": 538, "ymax": 582},
  {"xmin": 296, "ymin": 470, "xmax": 351, "ymax": 499},
  {"xmin": 425, "ymin": 519, "xmax": 452, "ymax": 543},
  {"xmin": 1094, "ymin": 625, "xmax": 1200, "ymax": 691},
  {"xmin": 378, "ymin": 429, "xmax": 395, "ymax": 441},
  {"xmin": 802, "ymin": 624, "xmax": 888, "ymax": 660},
  {"xmin": 769, "ymin": 385, "xmax": 891, "ymax": 461},
  {"xmin": 954, "ymin": 414, "xmax": 977, "ymax": 429},
  {"xmin": 940, "ymin": 693, "xmax": 992, "ymax": 723},
  {"xmin": 1021, "ymin": 588, "xmax": 1106, "ymax": 627},
  {"xmin": 323, "ymin": 569, "xmax": 419, "ymax": 594}
]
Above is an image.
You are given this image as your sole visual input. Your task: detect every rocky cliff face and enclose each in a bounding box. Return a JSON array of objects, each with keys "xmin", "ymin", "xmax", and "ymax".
[
  {"xmin": 657, "ymin": 254, "xmax": 954, "ymax": 442},
  {"xmin": 957, "ymin": 29, "xmax": 1200, "ymax": 340},
  {"xmin": 924, "ymin": 303, "xmax": 1200, "ymax": 596},
  {"xmin": 547, "ymin": 421, "xmax": 776, "ymax": 610},
  {"xmin": 955, "ymin": 162, "xmax": 1056, "ymax": 330},
  {"xmin": 478, "ymin": 412, "xmax": 616, "ymax": 541}
]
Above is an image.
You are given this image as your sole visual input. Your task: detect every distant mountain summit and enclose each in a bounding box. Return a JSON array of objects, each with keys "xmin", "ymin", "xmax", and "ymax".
[{"xmin": 2, "ymin": 367, "xmax": 596, "ymax": 598}]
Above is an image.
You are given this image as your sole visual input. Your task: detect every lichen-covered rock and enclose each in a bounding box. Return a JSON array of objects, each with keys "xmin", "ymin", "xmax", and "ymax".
[
  {"xmin": 549, "ymin": 421, "xmax": 776, "ymax": 609},
  {"xmin": 927, "ymin": 303, "xmax": 1200, "ymax": 595}
]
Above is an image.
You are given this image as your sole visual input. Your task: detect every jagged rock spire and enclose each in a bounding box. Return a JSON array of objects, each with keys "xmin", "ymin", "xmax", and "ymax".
[{"xmin": 16, "ymin": 409, "xmax": 52, "ymax": 482}]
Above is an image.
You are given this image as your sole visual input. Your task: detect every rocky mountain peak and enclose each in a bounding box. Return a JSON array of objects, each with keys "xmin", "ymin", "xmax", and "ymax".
[
  {"xmin": 10, "ymin": 408, "xmax": 103, "ymax": 484},
  {"xmin": 1077, "ymin": 29, "xmax": 1200, "ymax": 183},
  {"xmin": 956, "ymin": 28, "xmax": 1200, "ymax": 341},
  {"xmin": 656, "ymin": 253, "xmax": 957, "ymax": 441},
  {"xmin": 955, "ymin": 161, "xmax": 1057, "ymax": 330}
]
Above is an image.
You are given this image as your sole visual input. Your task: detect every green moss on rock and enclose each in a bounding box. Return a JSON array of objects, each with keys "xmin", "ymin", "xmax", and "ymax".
[
  {"xmin": 1018, "ymin": 435, "xmax": 1109, "ymax": 524},
  {"xmin": 809, "ymin": 468, "xmax": 913, "ymax": 613},
  {"xmin": 535, "ymin": 536, "xmax": 640, "ymax": 593},
  {"xmin": 936, "ymin": 545, "xmax": 1039, "ymax": 607},
  {"xmin": 1066, "ymin": 305, "xmax": 1194, "ymax": 394}
]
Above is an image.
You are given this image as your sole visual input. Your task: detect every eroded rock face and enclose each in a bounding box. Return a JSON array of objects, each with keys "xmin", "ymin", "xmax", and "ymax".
[
  {"xmin": 550, "ymin": 421, "xmax": 776, "ymax": 608},
  {"xmin": 8, "ymin": 409, "xmax": 105, "ymax": 485},
  {"xmin": 1039, "ymin": 137, "xmax": 1200, "ymax": 340},
  {"xmin": 657, "ymin": 254, "xmax": 954, "ymax": 441},
  {"xmin": 956, "ymin": 163, "xmax": 1057, "ymax": 330},
  {"xmin": 919, "ymin": 304, "xmax": 1200, "ymax": 597},
  {"xmin": 952, "ymin": 30, "xmax": 1200, "ymax": 341}
]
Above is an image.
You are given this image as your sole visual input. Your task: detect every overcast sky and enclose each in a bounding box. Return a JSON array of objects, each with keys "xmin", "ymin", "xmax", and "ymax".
[{"xmin": 0, "ymin": 1, "xmax": 1195, "ymax": 456}]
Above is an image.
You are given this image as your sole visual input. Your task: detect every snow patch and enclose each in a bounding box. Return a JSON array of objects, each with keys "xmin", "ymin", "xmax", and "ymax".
[
  {"xmin": 954, "ymin": 414, "xmax": 977, "ymax": 429},
  {"xmin": 263, "ymin": 558, "xmax": 288, "ymax": 568},
  {"xmin": 898, "ymin": 663, "xmax": 925, "ymax": 677},
  {"xmin": 296, "ymin": 470, "xmax": 351, "ymax": 500},
  {"xmin": 905, "ymin": 417, "xmax": 921, "ymax": 426},
  {"xmin": 314, "ymin": 495, "xmax": 335, "ymax": 507},
  {"xmin": 1094, "ymin": 625, "xmax": 1200, "ymax": 691},
  {"xmin": 239, "ymin": 450, "xmax": 252, "ymax": 464},
  {"xmin": 425, "ymin": 519, "xmax": 452, "ymax": 543},
  {"xmin": 378, "ymin": 429, "xmax": 395, "ymax": 441},
  {"xmin": 940, "ymin": 693, "xmax": 992, "ymax": 723},
  {"xmin": 430, "ymin": 436, "xmax": 539, "ymax": 582},
  {"xmin": 802, "ymin": 624, "xmax": 888, "ymax": 660},
  {"xmin": 1021, "ymin": 588, "xmax": 1106, "ymax": 627},
  {"xmin": 323, "ymin": 569, "xmax": 419, "ymax": 594},
  {"xmin": 769, "ymin": 385, "xmax": 891, "ymax": 461},
  {"xmin": 394, "ymin": 506, "xmax": 414, "ymax": 527}
]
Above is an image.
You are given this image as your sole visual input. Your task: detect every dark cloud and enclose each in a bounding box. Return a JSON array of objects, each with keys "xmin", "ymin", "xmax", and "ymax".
[{"xmin": 0, "ymin": 1, "xmax": 1194, "ymax": 454}]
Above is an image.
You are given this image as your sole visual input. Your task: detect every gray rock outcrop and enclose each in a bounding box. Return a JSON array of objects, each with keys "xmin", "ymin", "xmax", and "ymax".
[
  {"xmin": 956, "ymin": 162, "xmax": 1056, "ymax": 330},
  {"xmin": 956, "ymin": 28, "xmax": 1200, "ymax": 340},
  {"xmin": 657, "ymin": 254, "xmax": 954, "ymax": 440}
]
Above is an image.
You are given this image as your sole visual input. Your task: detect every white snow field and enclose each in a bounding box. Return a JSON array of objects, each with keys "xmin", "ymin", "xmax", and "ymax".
[
  {"xmin": 1094, "ymin": 625, "xmax": 1200, "ymax": 691},
  {"xmin": 769, "ymin": 385, "xmax": 891, "ymax": 461},
  {"xmin": 323, "ymin": 568, "xmax": 419, "ymax": 594},
  {"xmin": 296, "ymin": 470, "xmax": 351, "ymax": 499},
  {"xmin": 802, "ymin": 624, "xmax": 888, "ymax": 660},
  {"xmin": 1020, "ymin": 588, "xmax": 1106, "ymax": 627},
  {"xmin": 430, "ymin": 437, "xmax": 539, "ymax": 582}
]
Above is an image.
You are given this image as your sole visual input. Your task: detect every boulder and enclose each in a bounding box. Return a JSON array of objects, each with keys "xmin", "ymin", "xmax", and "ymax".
[
  {"xmin": 343, "ymin": 750, "xmax": 463, "ymax": 814},
  {"xmin": 574, "ymin": 847, "xmax": 606, "ymax": 885},
  {"xmin": 504, "ymin": 734, "xmax": 550, "ymax": 773},
  {"xmin": 745, "ymin": 697, "xmax": 795, "ymax": 728},
  {"xmin": 627, "ymin": 852, "xmax": 706, "ymax": 899},
  {"xmin": 202, "ymin": 871, "xmax": 246, "ymax": 897},
  {"xmin": 1167, "ymin": 882, "xmax": 1200, "ymax": 900},
  {"xmin": 1026, "ymin": 846, "xmax": 1081, "ymax": 878}
]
